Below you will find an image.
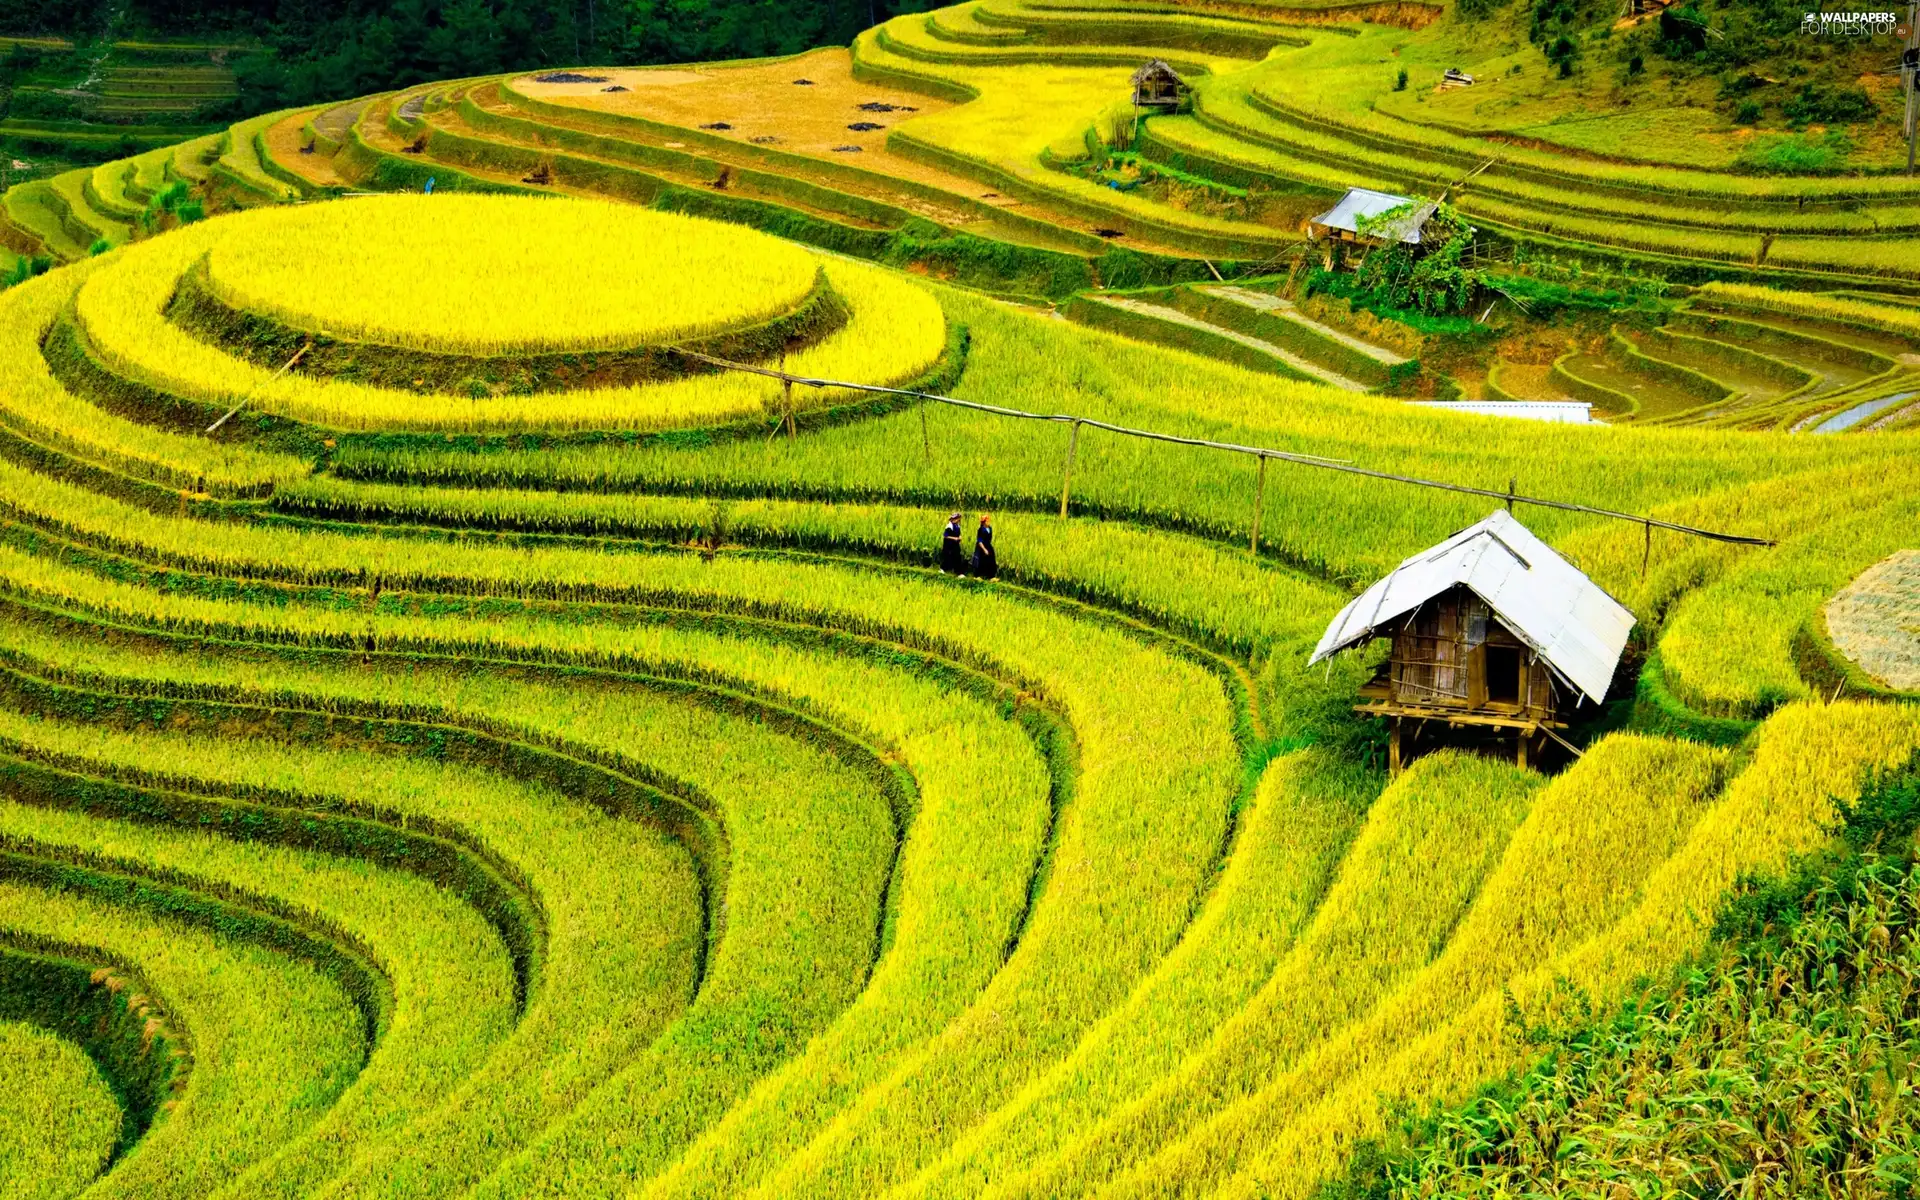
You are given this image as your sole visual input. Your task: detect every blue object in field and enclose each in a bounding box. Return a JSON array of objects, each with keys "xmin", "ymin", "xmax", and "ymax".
[{"xmin": 424, "ymin": 177, "xmax": 435, "ymax": 194}]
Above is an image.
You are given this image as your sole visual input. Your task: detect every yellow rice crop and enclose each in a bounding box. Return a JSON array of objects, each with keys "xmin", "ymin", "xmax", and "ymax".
[
  {"xmin": 0, "ymin": 773, "xmax": 518, "ymax": 1200},
  {"xmin": 0, "ymin": 880, "xmax": 366, "ymax": 1200},
  {"xmin": 0, "ymin": 260, "xmax": 308, "ymax": 493},
  {"xmin": 200, "ymin": 195, "xmax": 818, "ymax": 353},
  {"xmin": 1696, "ymin": 282, "xmax": 1920, "ymax": 340},
  {"xmin": 1225, "ymin": 699, "xmax": 1920, "ymax": 1200},
  {"xmin": 1103, "ymin": 733, "xmax": 1728, "ymax": 1199},
  {"xmin": 925, "ymin": 751, "xmax": 1534, "ymax": 1200},
  {"xmin": 74, "ymin": 213, "xmax": 945, "ymax": 432},
  {"xmin": 0, "ymin": 1021, "xmax": 122, "ymax": 1200}
]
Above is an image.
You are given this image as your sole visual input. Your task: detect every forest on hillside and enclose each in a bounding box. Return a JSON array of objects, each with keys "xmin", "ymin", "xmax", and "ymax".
[{"xmin": 0, "ymin": 0, "xmax": 938, "ymax": 112}]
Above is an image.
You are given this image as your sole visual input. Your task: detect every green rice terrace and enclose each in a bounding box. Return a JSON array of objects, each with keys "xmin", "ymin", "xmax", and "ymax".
[{"xmin": 1, "ymin": 0, "xmax": 1919, "ymax": 1196}]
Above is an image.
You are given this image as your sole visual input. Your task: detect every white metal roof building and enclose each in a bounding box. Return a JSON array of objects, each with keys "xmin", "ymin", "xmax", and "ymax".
[
  {"xmin": 1310, "ymin": 509, "xmax": 1635, "ymax": 706},
  {"xmin": 1307, "ymin": 187, "xmax": 1436, "ymax": 246}
]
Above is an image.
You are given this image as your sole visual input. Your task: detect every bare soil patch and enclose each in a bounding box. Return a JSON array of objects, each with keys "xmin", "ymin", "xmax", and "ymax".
[
  {"xmin": 511, "ymin": 49, "xmax": 1194, "ymax": 255},
  {"xmin": 513, "ymin": 49, "xmax": 1009, "ymax": 204}
]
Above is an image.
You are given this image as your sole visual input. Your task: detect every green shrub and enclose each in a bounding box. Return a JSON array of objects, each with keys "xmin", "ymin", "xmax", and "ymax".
[
  {"xmin": 1546, "ymin": 35, "xmax": 1580, "ymax": 77},
  {"xmin": 1394, "ymin": 68, "xmax": 1408, "ymax": 91},
  {"xmin": 1734, "ymin": 129, "xmax": 1854, "ymax": 174},
  {"xmin": 1347, "ymin": 204, "xmax": 1485, "ymax": 318},
  {"xmin": 1783, "ymin": 81, "xmax": 1876, "ymax": 127},
  {"xmin": 1656, "ymin": 4, "xmax": 1709, "ymax": 57},
  {"xmin": 2, "ymin": 255, "xmax": 52, "ymax": 289},
  {"xmin": 1480, "ymin": 273, "xmax": 1652, "ymax": 319}
]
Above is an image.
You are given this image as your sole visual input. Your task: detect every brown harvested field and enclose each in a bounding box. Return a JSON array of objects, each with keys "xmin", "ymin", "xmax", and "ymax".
[
  {"xmin": 1493, "ymin": 363, "xmax": 1577, "ymax": 403},
  {"xmin": 513, "ymin": 50, "xmax": 1195, "ymax": 255},
  {"xmin": 514, "ymin": 49, "xmax": 1022, "ymax": 211},
  {"xmin": 1827, "ymin": 549, "xmax": 1920, "ymax": 692},
  {"xmin": 265, "ymin": 110, "xmax": 347, "ymax": 187}
]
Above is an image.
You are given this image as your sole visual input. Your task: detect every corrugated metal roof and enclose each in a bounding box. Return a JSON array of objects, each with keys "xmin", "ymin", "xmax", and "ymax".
[
  {"xmin": 1309, "ymin": 187, "xmax": 1433, "ymax": 245},
  {"xmin": 1309, "ymin": 509, "xmax": 1635, "ymax": 705}
]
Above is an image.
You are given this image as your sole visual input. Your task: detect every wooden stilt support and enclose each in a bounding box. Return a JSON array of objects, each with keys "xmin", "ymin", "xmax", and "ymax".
[
  {"xmin": 1516, "ymin": 726, "xmax": 1532, "ymax": 770},
  {"xmin": 1059, "ymin": 419, "xmax": 1081, "ymax": 519},
  {"xmin": 1388, "ymin": 717, "xmax": 1403, "ymax": 778},
  {"xmin": 920, "ymin": 402, "xmax": 930, "ymax": 461},
  {"xmin": 1250, "ymin": 454, "xmax": 1268, "ymax": 554},
  {"xmin": 780, "ymin": 350, "xmax": 796, "ymax": 441},
  {"xmin": 1641, "ymin": 518, "xmax": 1652, "ymax": 578}
]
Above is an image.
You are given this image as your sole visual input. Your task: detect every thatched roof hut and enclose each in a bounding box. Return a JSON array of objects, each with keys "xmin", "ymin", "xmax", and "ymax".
[{"xmin": 1131, "ymin": 60, "xmax": 1188, "ymax": 109}]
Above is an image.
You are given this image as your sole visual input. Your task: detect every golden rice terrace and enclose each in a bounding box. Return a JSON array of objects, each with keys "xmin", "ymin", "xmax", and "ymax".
[{"xmin": 0, "ymin": 0, "xmax": 1917, "ymax": 1196}]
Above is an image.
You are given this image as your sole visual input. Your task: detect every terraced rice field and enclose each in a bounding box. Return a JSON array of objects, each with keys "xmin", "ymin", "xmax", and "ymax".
[
  {"xmin": 1, "ymin": 0, "xmax": 1919, "ymax": 1194},
  {"xmin": 0, "ymin": 183, "xmax": 1913, "ymax": 1199}
]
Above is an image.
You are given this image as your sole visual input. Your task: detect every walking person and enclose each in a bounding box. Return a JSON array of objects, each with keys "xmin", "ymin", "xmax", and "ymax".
[
  {"xmin": 971, "ymin": 514, "xmax": 997, "ymax": 581},
  {"xmin": 939, "ymin": 512, "xmax": 966, "ymax": 575}
]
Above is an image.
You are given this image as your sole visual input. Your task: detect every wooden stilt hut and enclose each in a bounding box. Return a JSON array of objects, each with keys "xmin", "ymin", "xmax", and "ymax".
[
  {"xmin": 1310, "ymin": 509, "xmax": 1635, "ymax": 773},
  {"xmin": 1130, "ymin": 60, "xmax": 1189, "ymax": 110}
]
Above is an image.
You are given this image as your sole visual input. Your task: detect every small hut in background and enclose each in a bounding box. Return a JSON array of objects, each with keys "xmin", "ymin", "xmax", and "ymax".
[
  {"xmin": 1131, "ymin": 60, "xmax": 1189, "ymax": 110},
  {"xmin": 1310, "ymin": 510, "xmax": 1635, "ymax": 773},
  {"xmin": 1307, "ymin": 187, "xmax": 1437, "ymax": 248}
]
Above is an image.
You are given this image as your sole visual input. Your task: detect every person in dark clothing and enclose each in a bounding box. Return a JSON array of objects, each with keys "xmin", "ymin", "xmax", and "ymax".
[
  {"xmin": 971, "ymin": 514, "xmax": 997, "ymax": 580},
  {"xmin": 939, "ymin": 512, "xmax": 966, "ymax": 575}
]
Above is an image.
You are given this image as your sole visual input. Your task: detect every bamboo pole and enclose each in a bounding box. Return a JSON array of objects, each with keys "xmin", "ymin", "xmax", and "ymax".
[
  {"xmin": 1059, "ymin": 420, "xmax": 1082, "ymax": 519},
  {"xmin": 920, "ymin": 402, "xmax": 930, "ymax": 461},
  {"xmin": 1250, "ymin": 453, "xmax": 1268, "ymax": 554},
  {"xmin": 207, "ymin": 341, "xmax": 311, "ymax": 433},
  {"xmin": 674, "ymin": 350, "xmax": 1776, "ymax": 548},
  {"xmin": 781, "ymin": 350, "xmax": 796, "ymax": 441}
]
